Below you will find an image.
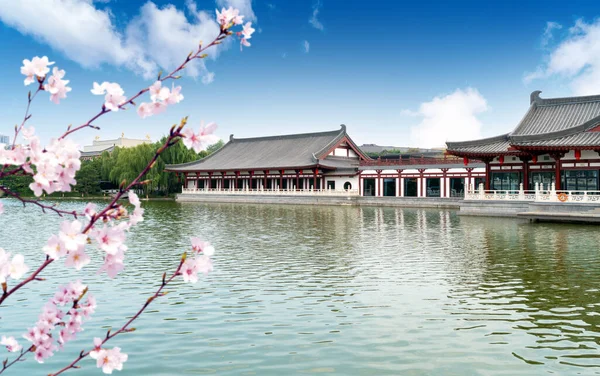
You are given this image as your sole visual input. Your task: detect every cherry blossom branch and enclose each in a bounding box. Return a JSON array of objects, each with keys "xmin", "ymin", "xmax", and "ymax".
[
  {"xmin": 49, "ymin": 258, "xmax": 185, "ymax": 376},
  {"xmin": 0, "ymin": 121, "xmax": 186, "ymax": 307},
  {"xmin": 0, "ymin": 186, "xmax": 80, "ymax": 218},
  {"xmin": 0, "ymin": 257, "xmax": 52, "ymax": 306},
  {"xmin": 59, "ymin": 31, "xmax": 228, "ymax": 140},
  {"xmin": 0, "ymin": 346, "xmax": 34, "ymax": 375}
]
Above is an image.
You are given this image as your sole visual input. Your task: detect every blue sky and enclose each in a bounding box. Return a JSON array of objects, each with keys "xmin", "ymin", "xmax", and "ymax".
[{"xmin": 1, "ymin": 0, "xmax": 599, "ymax": 148}]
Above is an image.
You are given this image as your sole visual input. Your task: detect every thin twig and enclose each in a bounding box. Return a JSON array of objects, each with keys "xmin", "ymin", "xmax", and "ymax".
[
  {"xmin": 49, "ymin": 260, "xmax": 185, "ymax": 376},
  {"xmin": 0, "ymin": 346, "xmax": 35, "ymax": 375},
  {"xmin": 0, "ymin": 186, "xmax": 81, "ymax": 218}
]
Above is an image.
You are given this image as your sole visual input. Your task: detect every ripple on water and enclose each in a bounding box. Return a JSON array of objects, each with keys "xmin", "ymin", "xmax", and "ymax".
[{"xmin": 1, "ymin": 200, "xmax": 600, "ymax": 375}]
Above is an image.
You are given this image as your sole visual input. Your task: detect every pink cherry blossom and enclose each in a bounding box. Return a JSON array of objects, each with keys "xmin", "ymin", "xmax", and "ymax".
[
  {"xmin": 64, "ymin": 246, "xmax": 90, "ymax": 270},
  {"xmin": 195, "ymin": 255, "xmax": 213, "ymax": 276},
  {"xmin": 242, "ymin": 22, "xmax": 255, "ymax": 40},
  {"xmin": 165, "ymin": 84, "xmax": 184, "ymax": 105},
  {"xmin": 129, "ymin": 192, "xmax": 140, "ymax": 207},
  {"xmin": 1, "ymin": 336, "xmax": 22, "ymax": 353},
  {"xmin": 149, "ymin": 81, "xmax": 170, "ymax": 102},
  {"xmin": 44, "ymin": 67, "xmax": 71, "ymax": 104},
  {"xmin": 190, "ymin": 237, "xmax": 215, "ymax": 256},
  {"xmin": 93, "ymin": 225, "xmax": 126, "ymax": 255},
  {"xmin": 90, "ymin": 345, "xmax": 128, "ymax": 374},
  {"xmin": 91, "ymin": 82, "xmax": 126, "ymax": 111},
  {"xmin": 149, "ymin": 101, "xmax": 167, "ymax": 116},
  {"xmin": 180, "ymin": 258, "xmax": 199, "ymax": 283},
  {"xmin": 240, "ymin": 38, "xmax": 251, "ymax": 50},
  {"xmin": 21, "ymin": 56, "xmax": 54, "ymax": 85},
  {"xmin": 84, "ymin": 203, "xmax": 97, "ymax": 219},
  {"xmin": 216, "ymin": 7, "xmax": 234, "ymax": 26},
  {"xmin": 59, "ymin": 220, "xmax": 87, "ymax": 252},
  {"xmin": 137, "ymin": 102, "xmax": 153, "ymax": 119},
  {"xmin": 182, "ymin": 121, "xmax": 218, "ymax": 153},
  {"xmin": 9, "ymin": 254, "xmax": 28, "ymax": 280},
  {"xmin": 43, "ymin": 234, "xmax": 68, "ymax": 260},
  {"xmin": 0, "ymin": 202, "xmax": 3, "ymax": 215}
]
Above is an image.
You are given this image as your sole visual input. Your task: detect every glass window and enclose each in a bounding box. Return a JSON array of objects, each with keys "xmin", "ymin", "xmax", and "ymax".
[
  {"xmin": 343, "ymin": 182, "xmax": 352, "ymax": 190},
  {"xmin": 474, "ymin": 177, "xmax": 485, "ymax": 190},
  {"xmin": 363, "ymin": 178, "xmax": 375, "ymax": 196},
  {"xmin": 449, "ymin": 178, "xmax": 464, "ymax": 197},
  {"xmin": 383, "ymin": 178, "xmax": 396, "ymax": 196},
  {"xmin": 561, "ymin": 170, "xmax": 598, "ymax": 191},
  {"xmin": 530, "ymin": 172, "xmax": 554, "ymax": 190},
  {"xmin": 404, "ymin": 178, "xmax": 418, "ymax": 197},
  {"xmin": 491, "ymin": 172, "xmax": 521, "ymax": 191},
  {"xmin": 426, "ymin": 178, "xmax": 441, "ymax": 197},
  {"xmin": 327, "ymin": 181, "xmax": 335, "ymax": 190}
]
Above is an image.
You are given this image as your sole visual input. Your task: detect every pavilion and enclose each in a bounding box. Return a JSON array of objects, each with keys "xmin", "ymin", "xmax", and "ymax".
[
  {"xmin": 165, "ymin": 125, "xmax": 368, "ymax": 193},
  {"xmin": 446, "ymin": 91, "xmax": 600, "ymax": 193}
]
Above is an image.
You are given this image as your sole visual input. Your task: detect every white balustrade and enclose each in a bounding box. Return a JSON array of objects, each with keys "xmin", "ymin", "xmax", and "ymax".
[
  {"xmin": 181, "ymin": 187, "xmax": 360, "ymax": 197},
  {"xmin": 463, "ymin": 182, "xmax": 600, "ymax": 203}
]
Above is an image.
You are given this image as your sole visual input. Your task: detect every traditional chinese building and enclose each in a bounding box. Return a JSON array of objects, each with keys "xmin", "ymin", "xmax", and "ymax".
[
  {"xmin": 167, "ymin": 125, "xmax": 484, "ymax": 197},
  {"xmin": 446, "ymin": 91, "xmax": 600, "ymax": 193},
  {"xmin": 165, "ymin": 125, "xmax": 368, "ymax": 193}
]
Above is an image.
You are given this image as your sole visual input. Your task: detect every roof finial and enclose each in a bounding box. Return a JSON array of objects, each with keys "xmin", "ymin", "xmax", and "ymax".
[
  {"xmin": 530, "ymin": 90, "xmax": 542, "ymax": 105},
  {"xmin": 340, "ymin": 124, "xmax": 346, "ymax": 132},
  {"xmin": 229, "ymin": 134, "xmax": 234, "ymax": 142}
]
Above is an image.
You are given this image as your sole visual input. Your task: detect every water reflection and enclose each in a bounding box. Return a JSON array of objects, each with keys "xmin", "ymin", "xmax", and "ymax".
[{"xmin": 0, "ymin": 200, "xmax": 599, "ymax": 375}]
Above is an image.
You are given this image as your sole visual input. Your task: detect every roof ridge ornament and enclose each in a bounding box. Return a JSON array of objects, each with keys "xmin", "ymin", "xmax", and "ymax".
[
  {"xmin": 530, "ymin": 90, "xmax": 543, "ymax": 105},
  {"xmin": 340, "ymin": 124, "xmax": 346, "ymax": 132},
  {"xmin": 229, "ymin": 134, "xmax": 234, "ymax": 142}
]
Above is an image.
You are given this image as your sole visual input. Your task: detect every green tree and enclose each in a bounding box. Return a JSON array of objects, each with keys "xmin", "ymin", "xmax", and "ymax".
[{"xmin": 76, "ymin": 159, "xmax": 102, "ymax": 195}]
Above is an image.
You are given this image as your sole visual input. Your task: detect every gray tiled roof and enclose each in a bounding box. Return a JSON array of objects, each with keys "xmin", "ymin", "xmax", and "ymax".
[
  {"xmin": 512, "ymin": 91, "xmax": 600, "ymax": 136},
  {"xmin": 445, "ymin": 134, "xmax": 515, "ymax": 155},
  {"xmin": 446, "ymin": 91, "xmax": 600, "ymax": 154},
  {"xmin": 512, "ymin": 131, "xmax": 600, "ymax": 148},
  {"xmin": 165, "ymin": 125, "xmax": 364, "ymax": 172}
]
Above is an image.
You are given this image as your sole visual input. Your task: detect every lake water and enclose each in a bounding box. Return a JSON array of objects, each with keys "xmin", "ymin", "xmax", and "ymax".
[{"xmin": 1, "ymin": 200, "xmax": 600, "ymax": 375}]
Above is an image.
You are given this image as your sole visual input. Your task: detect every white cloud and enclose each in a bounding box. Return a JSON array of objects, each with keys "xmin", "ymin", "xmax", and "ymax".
[
  {"xmin": 408, "ymin": 88, "xmax": 489, "ymax": 148},
  {"xmin": 309, "ymin": 1, "xmax": 323, "ymax": 31},
  {"xmin": 525, "ymin": 19, "xmax": 600, "ymax": 95},
  {"xmin": 303, "ymin": 40, "xmax": 310, "ymax": 53},
  {"xmin": 0, "ymin": 0, "xmax": 255, "ymax": 80},
  {"xmin": 216, "ymin": 0, "xmax": 256, "ymax": 22},
  {"xmin": 202, "ymin": 71, "xmax": 215, "ymax": 84},
  {"xmin": 541, "ymin": 21, "xmax": 562, "ymax": 47}
]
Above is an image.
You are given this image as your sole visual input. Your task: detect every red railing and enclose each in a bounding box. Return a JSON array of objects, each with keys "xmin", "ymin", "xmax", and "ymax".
[{"xmin": 360, "ymin": 156, "xmax": 481, "ymax": 166}]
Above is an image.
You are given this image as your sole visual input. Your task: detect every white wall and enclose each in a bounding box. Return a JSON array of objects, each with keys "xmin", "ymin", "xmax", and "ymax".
[{"xmin": 324, "ymin": 176, "xmax": 359, "ymax": 191}]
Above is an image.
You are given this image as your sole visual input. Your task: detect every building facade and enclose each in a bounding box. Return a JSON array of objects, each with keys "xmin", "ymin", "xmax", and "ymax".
[
  {"xmin": 166, "ymin": 125, "xmax": 367, "ymax": 194},
  {"xmin": 167, "ymin": 125, "xmax": 485, "ymax": 197},
  {"xmin": 446, "ymin": 91, "xmax": 600, "ymax": 197},
  {"xmin": 0, "ymin": 134, "xmax": 9, "ymax": 148},
  {"xmin": 81, "ymin": 136, "xmax": 152, "ymax": 160}
]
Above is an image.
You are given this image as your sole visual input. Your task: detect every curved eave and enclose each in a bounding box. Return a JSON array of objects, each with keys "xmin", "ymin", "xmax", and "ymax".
[
  {"xmin": 445, "ymin": 150, "xmax": 526, "ymax": 158},
  {"xmin": 164, "ymin": 162, "xmax": 346, "ymax": 173},
  {"xmin": 510, "ymin": 144, "xmax": 600, "ymax": 151}
]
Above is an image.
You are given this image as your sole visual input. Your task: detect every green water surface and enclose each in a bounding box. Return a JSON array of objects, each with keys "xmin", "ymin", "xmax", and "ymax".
[{"xmin": 0, "ymin": 200, "xmax": 599, "ymax": 375}]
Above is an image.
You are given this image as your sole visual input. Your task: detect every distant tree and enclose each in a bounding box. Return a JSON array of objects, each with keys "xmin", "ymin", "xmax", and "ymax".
[{"xmin": 76, "ymin": 159, "xmax": 102, "ymax": 195}]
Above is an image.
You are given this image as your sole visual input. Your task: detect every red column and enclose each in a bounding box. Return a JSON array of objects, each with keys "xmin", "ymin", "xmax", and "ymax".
[
  {"xmin": 418, "ymin": 169, "xmax": 425, "ymax": 197},
  {"xmin": 280, "ymin": 170, "xmax": 284, "ymax": 190},
  {"xmin": 295, "ymin": 170, "xmax": 300, "ymax": 191},
  {"xmin": 522, "ymin": 157, "xmax": 530, "ymax": 191},
  {"xmin": 466, "ymin": 167, "xmax": 473, "ymax": 192},
  {"xmin": 235, "ymin": 171, "xmax": 239, "ymax": 191},
  {"xmin": 313, "ymin": 168, "xmax": 318, "ymax": 190},
  {"xmin": 484, "ymin": 159, "xmax": 491, "ymax": 190},
  {"xmin": 376, "ymin": 170, "xmax": 382, "ymax": 196},
  {"xmin": 358, "ymin": 171, "xmax": 363, "ymax": 196},
  {"xmin": 249, "ymin": 171, "xmax": 254, "ymax": 190},
  {"xmin": 207, "ymin": 172, "xmax": 213, "ymax": 190},
  {"xmin": 184, "ymin": 172, "xmax": 188, "ymax": 188},
  {"xmin": 263, "ymin": 170, "xmax": 268, "ymax": 190},
  {"xmin": 550, "ymin": 152, "xmax": 564, "ymax": 190}
]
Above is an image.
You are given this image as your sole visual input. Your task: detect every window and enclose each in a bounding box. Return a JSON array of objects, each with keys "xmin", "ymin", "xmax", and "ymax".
[
  {"xmin": 327, "ymin": 181, "xmax": 335, "ymax": 190},
  {"xmin": 530, "ymin": 172, "xmax": 554, "ymax": 190},
  {"xmin": 363, "ymin": 178, "xmax": 375, "ymax": 196},
  {"xmin": 491, "ymin": 172, "xmax": 521, "ymax": 191},
  {"xmin": 383, "ymin": 178, "xmax": 396, "ymax": 196},
  {"xmin": 449, "ymin": 178, "xmax": 464, "ymax": 197},
  {"xmin": 474, "ymin": 177, "xmax": 485, "ymax": 190},
  {"xmin": 344, "ymin": 182, "xmax": 352, "ymax": 190},
  {"xmin": 404, "ymin": 178, "xmax": 418, "ymax": 197},
  {"xmin": 561, "ymin": 170, "xmax": 598, "ymax": 191},
  {"xmin": 426, "ymin": 178, "xmax": 441, "ymax": 197}
]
